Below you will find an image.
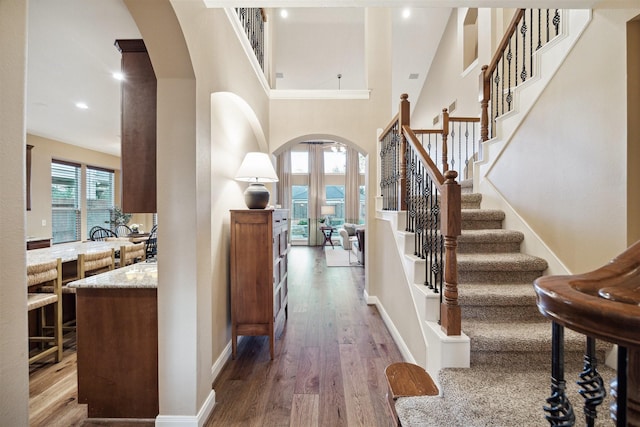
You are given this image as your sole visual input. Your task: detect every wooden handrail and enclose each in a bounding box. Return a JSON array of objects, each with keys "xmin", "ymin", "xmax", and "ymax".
[
  {"xmin": 483, "ymin": 9, "xmax": 525, "ymax": 82},
  {"xmin": 402, "ymin": 126, "xmax": 445, "ymax": 189},
  {"xmin": 535, "ymin": 240, "xmax": 640, "ymax": 425},
  {"xmin": 379, "ymin": 113, "xmax": 400, "ymax": 142},
  {"xmin": 534, "ymin": 240, "xmax": 640, "ymax": 348}
]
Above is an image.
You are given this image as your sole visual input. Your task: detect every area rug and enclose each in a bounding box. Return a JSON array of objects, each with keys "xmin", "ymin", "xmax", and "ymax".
[{"xmin": 324, "ymin": 247, "xmax": 358, "ymax": 267}]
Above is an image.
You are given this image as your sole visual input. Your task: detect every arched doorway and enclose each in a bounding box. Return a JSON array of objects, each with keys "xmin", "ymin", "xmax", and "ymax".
[{"xmin": 274, "ymin": 136, "xmax": 368, "ymax": 247}]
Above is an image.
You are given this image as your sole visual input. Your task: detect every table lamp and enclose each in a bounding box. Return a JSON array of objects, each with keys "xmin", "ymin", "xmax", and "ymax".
[
  {"xmin": 235, "ymin": 152, "xmax": 279, "ymax": 209},
  {"xmin": 321, "ymin": 205, "xmax": 335, "ymax": 225}
]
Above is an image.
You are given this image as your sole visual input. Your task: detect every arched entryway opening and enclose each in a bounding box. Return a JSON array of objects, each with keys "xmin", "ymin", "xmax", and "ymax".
[{"xmin": 274, "ymin": 135, "xmax": 368, "ymax": 249}]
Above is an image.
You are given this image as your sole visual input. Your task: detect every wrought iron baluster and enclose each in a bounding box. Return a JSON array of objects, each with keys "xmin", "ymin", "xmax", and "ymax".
[
  {"xmin": 612, "ymin": 346, "xmax": 628, "ymax": 427},
  {"xmin": 544, "ymin": 322, "xmax": 576, "ymax": 426},
  {"xmin": 554, "ymin": 10, "xmax": 560, "ymax": 36},
  {"xmin": 450, "ymin": 125, "xmax": 456, "ymax": 174},
  {"xmin": 520, "ymin": 16, "xmax": 528, "ymax": 83},
  {"xmin": 530, "ymin": 9, "xmax": 533, "ymax": 79},
  {"xmin": 464, "ymin": 123, "xmax": 470, "ymax": 180},
  {"xmin": 537, "ymin": 9, "xmax": 542, "ymax": 50},
  {"xmin": 507, "ymin": 40, "xmax": 513, "ymax": 110},
  {"xmin": 501, "ymin": 51, "xmax": 505, "ymax": 117},
  {"xmin": 577, "ymin": 336, "xmax": 606, "ymax": 427},
  {"xmin": 547, "ymin": 9, "xmax": 550, "ymax": 43}
]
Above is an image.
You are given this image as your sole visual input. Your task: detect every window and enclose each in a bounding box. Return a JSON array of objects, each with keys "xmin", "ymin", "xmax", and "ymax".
[
  {"xmin": 325, "ymin": 184, "xmax": 345, "ymax": 226},
  {"xmin": 86, "ymin": 166, "xmax": 114, "ymax": 238},
  {"xmin": 291, "ymin": 185, "xmax": 309, "ymax": 241},
  {"xmin": 359, "ymin": 153, "xmax": 366, "ymax": 174},
  {"xmin": 51, "ymin": 160, "xmax": 81, "ymax": 244},
  {"xmin": 291, "ymin": 151, "xmax": 309, "ymax": 174},
  {"xmin": 359, "ymin": 185, "xmax": 366, "ymax": 224},
  {"xmin": 324, "ymin": 149, "xmax": 346, "ymax": 174}
]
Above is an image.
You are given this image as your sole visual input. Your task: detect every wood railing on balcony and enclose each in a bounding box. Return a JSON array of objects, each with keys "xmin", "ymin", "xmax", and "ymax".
[
  {"xmin": 379, "ymin": 94, "xmax": 461, "ymax": 336},
  {"xmin": 534, "ymin": 240, "xmax": 640, "ymax": 426},
  {"xmin": 480, "ymin": 9, "xmax": 562, "ymax": 141}
]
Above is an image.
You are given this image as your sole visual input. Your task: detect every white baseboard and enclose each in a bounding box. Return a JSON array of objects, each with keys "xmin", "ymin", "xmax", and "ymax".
[
  {"xmin": 211, "ymin": 341, "xmax": 232, "ymax": 381},
  {"xmin": 367, "ymin": 295, "xmax": 416, "ymax": 364},
  {"xmin": 155, "ymin": 389, "xmax": 216, "ymax": 427}
]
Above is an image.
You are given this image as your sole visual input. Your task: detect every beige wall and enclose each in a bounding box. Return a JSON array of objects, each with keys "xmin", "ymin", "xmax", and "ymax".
[
  {"xmin": 26, "ymin": 134, "xmax": 121, "ymax": 241},
  {"xmin": 0, "ymin": 1, "xmax": 29, "ymax": 424},
  {"xmin": 409, "ymin": 8, "xmax": 639, "ymax": 273},
  {"xmin": 486, "ymin": 9, "xmax": 639, "ymax": 273},
  {"xmin": 410, "ymin": 8, "xmax": 493, "ymax": 126}
]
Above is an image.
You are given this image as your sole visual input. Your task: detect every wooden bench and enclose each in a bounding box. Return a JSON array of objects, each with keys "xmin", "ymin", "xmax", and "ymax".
[{"xmin": 385, "ymin": 362, "xmax": 439, "ymax": 426}]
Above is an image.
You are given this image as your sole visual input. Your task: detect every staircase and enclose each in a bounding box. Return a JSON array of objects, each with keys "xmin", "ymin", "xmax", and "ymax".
[{"xmin": 392, "ymin": 186, "xmax": 615, "ymax": 426}]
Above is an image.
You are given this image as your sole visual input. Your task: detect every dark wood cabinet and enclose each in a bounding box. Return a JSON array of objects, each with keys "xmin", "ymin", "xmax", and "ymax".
[
  {"xmin": 27, "ymin": 238, "xmax": 50, "ymax": 250},
  {"xmin": 230, "ymin": 209, "xmax": 289, "ymax": 359},
  {"xmin": 115, "ymin": 39, "xmax": 157, "ymax": 213}
]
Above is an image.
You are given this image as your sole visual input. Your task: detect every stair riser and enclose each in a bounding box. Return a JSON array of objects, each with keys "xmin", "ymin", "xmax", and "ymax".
[
  {"xmin": 464, "ymin": 349, "xmax": 611, "ymax": 372},
  {"xmin": 457, "ymin": 242, "xmax": 521, "ymax": 254},
  {"xmin": 459, "ymin": 270, "xmax": 544, "ymax": 284},
  {"xmin": 462, "ymin": 220, "xmax": 503, "ymax": 230},
  {"xmin": 463, "ymin": 305, "xmax": 543, "ymax": 321},
  {"xmin": 461, "ymin": 201, "xmax": 481, "ymax": 209}
]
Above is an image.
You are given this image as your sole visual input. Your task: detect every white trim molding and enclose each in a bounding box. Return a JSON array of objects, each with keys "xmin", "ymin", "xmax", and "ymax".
[{"xmin": 155, "ymin": 390, "xmax": 216, "ymax": 427}]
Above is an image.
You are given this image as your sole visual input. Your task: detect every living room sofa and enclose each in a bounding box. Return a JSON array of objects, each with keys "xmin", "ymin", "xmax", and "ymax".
[{"xmin": 338, "ymin": 223, "xmax": 364, "ymax": 250}]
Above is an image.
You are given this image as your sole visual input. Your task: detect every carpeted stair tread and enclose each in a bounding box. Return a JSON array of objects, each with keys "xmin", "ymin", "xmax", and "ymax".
[
  {"xmin": 459, "ymin": 229, "xmax": 524, "ymax": 243},
  {"xmin": 457, "ymin": 252, "xmax": 548, "ymax": 272},
  {"xmin": 461, "ymin": 209, "xmax": 505, "ymax": 221},
  {"xmin": 396, "ymin": 361, "xmax": 616, "ymax": 427},
  {"xmin": 458, "ymin": 283, "xmax": 537, "ymax": 306},
  {"xmin": 462, "ymin": 320, "xmax": 599, "ymax": 353}
]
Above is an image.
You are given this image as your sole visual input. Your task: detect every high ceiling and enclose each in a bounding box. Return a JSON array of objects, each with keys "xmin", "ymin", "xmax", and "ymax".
[
  {"xmin": 27, "ymin": 0, "xmax": 622, "ymax": 157},
  {"xmin": 26, "ymin": 0, "xmax": 455, "ymax": 157}
]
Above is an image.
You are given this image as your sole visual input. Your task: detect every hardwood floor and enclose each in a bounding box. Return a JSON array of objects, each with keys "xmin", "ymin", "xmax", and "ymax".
[
  {"xmin": 206, "ymin": 247, "xmax": 403, "ymax": 427},
  {"xmin": 27, "ymin": 246, "xmax": 403, "ymax": 426}
]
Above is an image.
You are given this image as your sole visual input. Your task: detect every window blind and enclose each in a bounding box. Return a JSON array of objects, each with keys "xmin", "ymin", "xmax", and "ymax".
[
  {"xmin": 51, "ymin": 160, "xmax": 81, "ymax": 244},
  {"xmin": 86, "ymin": 166, "xmax": 114, "ymax": 238}
]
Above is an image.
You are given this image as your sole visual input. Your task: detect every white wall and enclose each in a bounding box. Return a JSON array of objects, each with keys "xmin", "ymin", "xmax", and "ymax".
[{"xmin": 0, "ymin": 1, "xmax": 29, "ymax": 424}]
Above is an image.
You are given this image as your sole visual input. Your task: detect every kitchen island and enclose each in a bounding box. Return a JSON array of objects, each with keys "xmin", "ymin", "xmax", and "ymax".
[{"xmin": 67, "ymin": 261, "xmax": 158, "ymax": 419}]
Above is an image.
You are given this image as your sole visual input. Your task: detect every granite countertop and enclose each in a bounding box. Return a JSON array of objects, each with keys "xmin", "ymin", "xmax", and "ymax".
[
  {"xmin": 26, "ymin": 240, "xmax": 133, "ymax": 265},
  {"xmin": 67, "ymin": 261, "xmax": 158, "ymax": 289}
]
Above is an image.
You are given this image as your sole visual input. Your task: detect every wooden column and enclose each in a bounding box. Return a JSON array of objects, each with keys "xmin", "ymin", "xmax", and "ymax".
[
  {"xmin": 440, "ymin": 170, "xmax": 461, "ymax": 336},
  {"xmin": 440, "ymin": 108, "xmax": 450, "ymax": 172},
  {"xmin": 115, "ymin": 39, "xmax": 157, "ymax": 213},
  {"xmin": 479, "ymin": 65, "xmax": 490, "ymax": 143},
  {"xmin": 398, "ymin": 94, "xmax": 410, "ymax": 212}
]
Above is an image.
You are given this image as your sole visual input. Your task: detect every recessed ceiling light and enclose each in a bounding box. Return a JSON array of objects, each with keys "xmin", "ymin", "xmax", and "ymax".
[
  {"xmin": 402, "ymin": 8, "xmax": 411, "ymax": 19},
  {"xmin": 112, "ymin": 72, "xmax": 124, "ymax": 81},
  {"xmin": 75, "ymin": 102, "xmax": 89, "ymax": 110},
  {"xmin": 280, "ymin": 9, "xmax": 288, "ymax": 18}
]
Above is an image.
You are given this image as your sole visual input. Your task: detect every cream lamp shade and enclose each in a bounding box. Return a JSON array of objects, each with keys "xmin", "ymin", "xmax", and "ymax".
[
  {"xmin": 320, "ymin": 205, "xmax": 335, "ymax": 216},
  {"xmin": 235, "ymin": 152, "xmax": 279, "ymax": 209}
]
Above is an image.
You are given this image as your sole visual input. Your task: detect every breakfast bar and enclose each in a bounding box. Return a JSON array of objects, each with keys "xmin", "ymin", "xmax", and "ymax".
[{"xmin": 67, "ymin": 262, "xmax": 158, "ymax": 419}]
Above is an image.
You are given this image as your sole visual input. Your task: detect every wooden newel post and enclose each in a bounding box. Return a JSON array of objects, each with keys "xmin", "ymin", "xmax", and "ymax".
[
  {"xmin": 440, "ymin": 170, "xmax": 461, "ymax": 336},
  {"xmin": 441, "ymin": 108, "xmax": 449, "ymax": 173},
  {"xmin": 398, "ymin": 93, "xmax": 410, "ymax": 211},
  {"xmin": 479, "ymin": 65, "xmax": 490, "ymax": 143}
]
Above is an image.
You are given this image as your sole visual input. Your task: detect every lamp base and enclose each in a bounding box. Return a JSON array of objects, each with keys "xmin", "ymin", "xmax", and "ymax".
[{"xmin": 244, "ymin": 183, "xmax": 270, "ymax": 209}]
